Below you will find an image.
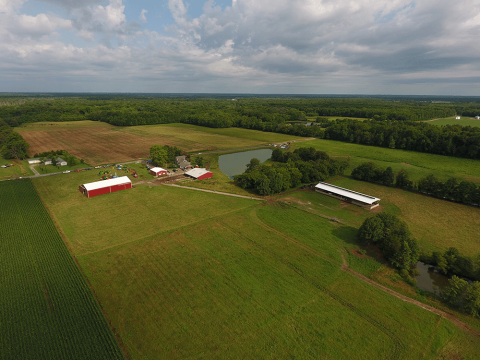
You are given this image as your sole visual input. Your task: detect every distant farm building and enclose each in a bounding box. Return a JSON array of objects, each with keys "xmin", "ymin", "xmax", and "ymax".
[
  {"xmin": 476, "ymin": 116, "xmax": 480, "ymax": 119},
  {"xmin": 315, "ymin": 182, "xmax": 380, "ymax": 209},
  {"xmin": 56, "ymin": 157, "xmax": 67, "ymax": 166},
  {"xmin": 79, "ymin": 176, "xmax": 132, "ymax": 198},
  {"xmin": 175, "ymin": 156, "xmax": 186, "ymax": 164},
  {"xmin": 185, "ymin": 168, "xmax": 213, "ymax": 180},
  {"xmin": 455, "ymin": 116, "xmax": 461, "ymax": 119},
  {"xmin": 178, "ymin": 160, "xmax": 193, "ymax": 170},
  {"xmin": 149, "ymin": 167, "xmax": 167, "ymax": 177},
  {"xmin": 28, "ymin": 158, "xmax": 42, "ymax": 164}
]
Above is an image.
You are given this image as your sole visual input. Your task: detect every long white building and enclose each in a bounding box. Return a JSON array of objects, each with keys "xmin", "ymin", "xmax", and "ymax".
[{"xmin": 315, "ymin": 182, "xmax": 380, "ymax": 209}]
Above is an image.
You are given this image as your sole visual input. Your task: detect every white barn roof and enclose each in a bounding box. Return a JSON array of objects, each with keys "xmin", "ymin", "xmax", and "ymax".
[
  {"xmin": 150, "ymin": 167, "xmax": 167, "ymax": 173},
  {"xmin": 185, "ymin": 168, "xmax": 211, "ymax": 179},
  {"xmin": 315, "ymin": 182, "xmax": 380, "ymax": 205},
  {"xmin": 83, "ymin": 176, "xmax": 131, "ymax": 191}
]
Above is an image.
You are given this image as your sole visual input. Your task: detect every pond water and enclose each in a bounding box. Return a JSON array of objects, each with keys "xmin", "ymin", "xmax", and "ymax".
[
  {"xmin": 414, "ymin": 262, "xmax": 451, "ymax": 294},
  {"xmin": 218, "ymin": 149, "xmax": 273, "ymax": 179}
]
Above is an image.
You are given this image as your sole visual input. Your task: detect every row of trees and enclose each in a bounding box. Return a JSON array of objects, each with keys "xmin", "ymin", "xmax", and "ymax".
[
  {"xmin": 351, "ymin": 162, "xmax": 480, "ymax": 206},
  {"xmin": 425, "ymin": 248, "xmax": 480, "ymax": 281},
  {"xmin": 0, "ymin": 119, "xmax": 29, "ymax": 159},
  {"xmin": 324, "ymin": 119, "xmax": 480, "ymax": 159},
  {"xmin": 235, "ymin": 148, "xmax": 348, "ymax": 195}
]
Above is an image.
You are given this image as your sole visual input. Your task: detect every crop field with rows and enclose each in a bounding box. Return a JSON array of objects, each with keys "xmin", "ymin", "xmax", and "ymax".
[{"xmin": 0, "ymin": 180, "xmax": 125, "ymax": 360}]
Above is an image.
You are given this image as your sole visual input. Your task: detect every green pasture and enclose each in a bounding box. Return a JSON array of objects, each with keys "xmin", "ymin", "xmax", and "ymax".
[
  {"xmin": 290, "ymin": 139, "xmax": 480, "ymax": 184},
  {"xmin": 76, "ymin": 203, "xmax": 480, "ymax": 359},
  {"xmin": 0, "ymin": 158, "xmax": 33, "ymax": 180},
  {"xmin": 0, "ymin": 180, "xmax": 124, "ymax": 360},
  {"xmin": 426, "ymin": 116, "xmax": 480, "ymax": 128},
  {"xmin": 33, "ymin": 174, "xmax": 257, "ymax": 255},
  {"xmin": 282, "ymin": 179, "xmax": 480, "ymax": 256},
  {"xmin": 34, "ymin": 162, "xmax": 92, "ymax": 174},
  {"xmin": 122, "ymin": 123, "xmax": 304, "ymax": 151}
]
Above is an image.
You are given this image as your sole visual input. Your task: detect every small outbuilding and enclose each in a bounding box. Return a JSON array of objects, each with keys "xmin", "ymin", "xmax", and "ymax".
[
  {"xmin": 455, "ymin": 116, "xmax": 461, "ymax": 120},
  {"xmin": 175, "ymin": 155, "xmax": 186, "ymax": 164},
  {"xmin": 28, "ymin": 158, "xmax": 42, "ymax": 164},
  {"xmin": 56, "ymin": 157, "xmax": 67, "ymax": 166},
  {"xmin": 150, "ymin": 167, "xmax": 168, "ymax": 177},
  {"xmin": 475, "ymin": 116, "xmax": 480, "ymax": 119},
  {"xmin": 185, "ymin": 168, "xmax": 213, "ymax": 180},
  {"xmin": 79, "ymin": 176, "xmax": 132, "ymax": 198},
  {"xmin": 315, "ymin": 182, "xmax": 380, "ymax": 209}
]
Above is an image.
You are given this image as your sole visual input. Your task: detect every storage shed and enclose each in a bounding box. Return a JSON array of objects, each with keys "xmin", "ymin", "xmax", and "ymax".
[
  {"xmin": 56, "ymin": 157, "xmax": 67, "ymax": 166},
  {"xmin": 315, "ymin": 182, "xmax": 380, "ymax": 209},
  {"xmin": 79, "ymin": 176, "xmax": 132, "ymax": 198},
  {"xmin": 185, "ymin": 168, "xmax": 213, "ymax": 180},
  {"xmin": 150, "ymin": 167, "xmax": 168, "ymax": 177}
]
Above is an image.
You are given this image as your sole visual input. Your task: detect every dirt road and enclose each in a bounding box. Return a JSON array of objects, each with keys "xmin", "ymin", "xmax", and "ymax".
[
  {"xmin": 163, "ymin": 183, "xmax": 265, "ymax": 201},
  {"xmin": 340, "ymin": 254, "xmax": 480, "ymax": 337}
]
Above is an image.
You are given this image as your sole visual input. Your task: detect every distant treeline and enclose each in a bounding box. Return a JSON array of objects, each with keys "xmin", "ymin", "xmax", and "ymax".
[
  {"xmin": 1, "ymin": 97, "xmax": 480, "ymax": 159},
  {"xmin": 235, "ymin": 147, "xmax": 348, "ymax": 195},
  {"xmin": 351, "ymin": 162, "xmax": 480, "ymax": 206},
  {"xmin": 0, "ymin": 119, "xmax": 29, "ymax": 159}
]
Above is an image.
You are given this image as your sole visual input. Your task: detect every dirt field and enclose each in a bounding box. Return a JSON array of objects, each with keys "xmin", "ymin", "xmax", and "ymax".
[{"xmin": 20, "ymin": 127, "xmax": 210, "ymax": 165}]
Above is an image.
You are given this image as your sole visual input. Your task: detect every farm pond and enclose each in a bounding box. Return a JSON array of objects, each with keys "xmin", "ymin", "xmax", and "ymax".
[
  {"xmin": 218, "ymin": 149, "xmax": 272, "ymax": 179},
  {"xmin": 414, "ymin": 262, "xmax": 451, "ymax": 294}
]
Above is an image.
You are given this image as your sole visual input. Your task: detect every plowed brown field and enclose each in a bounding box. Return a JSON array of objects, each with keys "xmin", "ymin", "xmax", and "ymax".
[{"xmin": 22, "ymin": 127, "xmax": 210, "ymax": 165}]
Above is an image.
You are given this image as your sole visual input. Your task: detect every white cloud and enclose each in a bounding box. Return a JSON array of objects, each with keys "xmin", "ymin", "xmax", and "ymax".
[
  {"xmin": 0, "ymin": 0, "xmax": 480, "ymax": 94},
  {"xmin": 139, "ymin": 9, "xmax": 147, "ymax": 23}
]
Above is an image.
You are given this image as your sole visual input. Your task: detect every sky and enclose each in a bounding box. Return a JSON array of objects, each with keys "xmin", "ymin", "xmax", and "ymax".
[{"xmin": 0, "ymin": 0, "xmax": 479, "ymax": 95}]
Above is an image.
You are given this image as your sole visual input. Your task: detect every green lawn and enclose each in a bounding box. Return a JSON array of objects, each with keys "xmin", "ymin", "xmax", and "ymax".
[
  {"xmin": 290, "ymin": 139, "xmax": 480, "ymax": 183},
  {"xmin": 426, "ymin": 116, "xmax": 480, "ymax": 128},
  {"xmin": 34, "ymin": 163, "xmax": 92, "ymax": 174},
  {"xmin": 33, "ymin": 174, "xmax": 257, "ymax": 255},
  {"xmin": 0, "ymin": 158, "xmax": 33, "ymax": 180},
  {"xmin": 75, "ymin": 203, "xmax": 480, "ymax": 360}
]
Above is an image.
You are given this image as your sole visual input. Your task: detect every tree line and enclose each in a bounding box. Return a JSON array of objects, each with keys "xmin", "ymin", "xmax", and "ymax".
[
  {"xmin": 324, "ymin": 120, "xmax": 480, "ymax": 160},
  {"xmin": 0, "ymin": 119, "xmax": 29, "ymax": 160},
  {"xmin": 351, "ymin": 162, "xmax": 480, "ymax": 206},
  {"xmin": 2, "ymin": 96, "xmax": 480, "ymax": 160},
  {"xmin": 235, "ymin": 147, "xmax": 348, "ymax": 195},
  {"xmin": 149, "ymin": 145, "xmax": 183, "ymax": 168}
]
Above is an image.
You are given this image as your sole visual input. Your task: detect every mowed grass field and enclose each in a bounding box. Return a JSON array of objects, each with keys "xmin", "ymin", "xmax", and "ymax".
[
  {"xmin": 16, "ymin": 121, "xmax": 303, "ymax": 165},
  {"xmin": 290, "ymin": 139, "xmax": 480, "ymax": 183},
  {"xmin": 76, "ymin": 204, "xmax": 480, "ymax": 359},
  {"xmin": 33, "ymin": 174, "xmax": 480, "ymax": 359},
  {"xmin": 0, "ymin": 180, "xmax": 125, "ymax": 360},
  {"xmin": 33, "ymin": 172, "xmax": 257, "ymax": 255},
  {"xmin": 0, "ymin": 158, "xmax": 34, "ymax": 180},
  {"xmin": 425, "ymin": 116, "xmax": 480, "ymax": 127}
]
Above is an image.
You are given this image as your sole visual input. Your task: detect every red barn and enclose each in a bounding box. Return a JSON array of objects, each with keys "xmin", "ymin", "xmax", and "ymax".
[
  {"xmin": 79, "ymin": 176, "xmax": 132, "ymax": 198},
  {"xmin": 149, "ymin": 167, "xmax": 168, "ymax": 177},
  {"xmin": 185, "ymin": 168, "xmax": 213, "ymax": 180}
]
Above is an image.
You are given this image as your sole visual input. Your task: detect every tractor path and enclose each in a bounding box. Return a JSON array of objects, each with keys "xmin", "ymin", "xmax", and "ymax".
[
  {"xmin": 339, "ymin": 254, "xmax": 480, "ymax": 337},
  {"xmin": 163, "ymin": 183, "xmax": 265, "ymax": 201}
]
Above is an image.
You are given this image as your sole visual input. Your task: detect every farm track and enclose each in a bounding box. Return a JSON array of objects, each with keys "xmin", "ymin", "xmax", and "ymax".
[
  {"xmin": 224, "ymin": 209, "xmax": 406, "ymax": 360},
  {"xmin": 248, "ymin": 206, "xmax": 480, "ymax": 354}
]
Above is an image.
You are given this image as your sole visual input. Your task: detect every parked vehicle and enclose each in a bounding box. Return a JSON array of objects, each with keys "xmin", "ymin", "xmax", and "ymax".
[{"xmin": 63, "ymin": 170, "xmax": 71, "ymax": 173}]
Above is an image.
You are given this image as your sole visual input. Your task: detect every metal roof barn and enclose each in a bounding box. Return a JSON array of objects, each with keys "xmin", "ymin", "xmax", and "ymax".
[
  {"xmin": 79, "ymin": 176, "xmax": 132, "ymax": 198},
  {"xmin": 185, "ymin": 168, "xmax": 213, "ymax": 180},
  {"xmin": 150, "ymin": 167, "xmax": 168, "ymax": 177},
  {"xmin": 315, "ymin": 182, "xmax": 380, "ymax": 209}
]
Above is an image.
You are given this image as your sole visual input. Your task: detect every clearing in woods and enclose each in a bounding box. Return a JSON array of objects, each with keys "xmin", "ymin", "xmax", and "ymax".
[
  {"xmin": 0, "ymin": 180, "xmax": 125, "ymax": 360},
  {"xmin": 32, "ymin": 175, "xmax": 480, "ymax": 359}
]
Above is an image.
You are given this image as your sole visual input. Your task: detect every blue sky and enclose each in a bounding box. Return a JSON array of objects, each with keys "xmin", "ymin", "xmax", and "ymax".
[{"xmin": 1, "ymin": 0, "xmax": 479, "ymax": 94}]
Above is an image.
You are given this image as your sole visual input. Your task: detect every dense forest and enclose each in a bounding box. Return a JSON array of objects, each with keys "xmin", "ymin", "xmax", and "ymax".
[
  {"xmin": 0, "ymin": 119, "xmax": 29, "ymax": 159},
  {"xmin": 1, "ymin": 95, "xmax": 480, "ymax": 159}
]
